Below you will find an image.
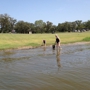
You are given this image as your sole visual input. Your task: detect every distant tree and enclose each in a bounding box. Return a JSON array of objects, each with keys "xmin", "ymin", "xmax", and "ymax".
[
  {"xmin": 0, "ymin": 13, "xmax": 90, "ymax": 33},
  {"xmin": 46, "ymin": 21, "xmax": 53, "ymax": 33},
  {"xmin": 15, "ymin": 21, "xmax": 31, "ymax": 33},
  {"xmin": 85, "ymin": 20, "xmax": 90, "ymax": 30},
  {"xmin": 75, "ymin": 20, "xmax": 82, "ymax": 30},
  {"xmin": 0, "ymin": 14, "xmax": 17, "ymax": 33},
  {"xmin": 34, "ymin": 20, "xmax": 46, "ymax": 33}
]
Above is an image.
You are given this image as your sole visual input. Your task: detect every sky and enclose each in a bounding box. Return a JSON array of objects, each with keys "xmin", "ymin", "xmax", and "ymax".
[{"xmin": 0, "ymin": 0, "xmax": 90, "ymax": 25}]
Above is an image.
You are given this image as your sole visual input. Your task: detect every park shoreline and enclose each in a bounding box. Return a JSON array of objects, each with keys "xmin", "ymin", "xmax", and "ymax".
[
  {"xmin": 1, "ymin": 41, "xmax": 90, "ymax": 51},
  {"xmin": 61, "ymin": 42, "xmax": 90, "ymax": 46}
]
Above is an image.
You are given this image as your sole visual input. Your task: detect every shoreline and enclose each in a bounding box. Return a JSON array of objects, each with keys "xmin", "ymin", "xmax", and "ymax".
[
  {"xmin": 61, "ymin": 41, "xmax": 90, "ymax": 46},
  {"xmin": 0, "ymin": 41, "xmax": 90, "ymax": 51}
]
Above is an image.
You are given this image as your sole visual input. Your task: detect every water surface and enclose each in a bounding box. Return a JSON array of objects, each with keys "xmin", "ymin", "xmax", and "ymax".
[{"xmin": 0, "ymin": 44, "xmax": 90, "ymax": 90}]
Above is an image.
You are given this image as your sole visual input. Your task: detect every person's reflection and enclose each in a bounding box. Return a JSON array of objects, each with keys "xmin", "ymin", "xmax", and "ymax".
[
  {"xmin": 52, "ymin": 48, "xmax": 55, "ymax": 54},
  {"xmin": 43, "ymin": 46, "xmax": 46, "ymax": 51},
  {"xmin": 56, "ymin": 49, "xmax": 61, "ymax": 69},
  {"xmin": 42, "ymin": 46, "xmax": 46, "ymax": 55}
]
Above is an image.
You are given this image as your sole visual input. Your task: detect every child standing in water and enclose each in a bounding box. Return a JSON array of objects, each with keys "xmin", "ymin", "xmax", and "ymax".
[
  {"xmin": 42, "ymin": 40, "xmax": 46, "ymax": 51},
  {"xmin": 43, "ymin": 40, "xmax": 46, "ymax": 46}
]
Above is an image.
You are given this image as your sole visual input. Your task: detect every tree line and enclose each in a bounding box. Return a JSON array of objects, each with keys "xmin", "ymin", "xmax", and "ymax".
[{"xmin": 0, "ymin": 13, "xmax": 90, "ymax": 33}]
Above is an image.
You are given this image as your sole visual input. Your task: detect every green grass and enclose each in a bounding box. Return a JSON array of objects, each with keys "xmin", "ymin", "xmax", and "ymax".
[
  {"xmin": 0, "ymin": 31, "xmax": 90, "ymax": 50},
  {"xmin": 82, "ymin": 37, "xmax": 90, "ymax": 41}
]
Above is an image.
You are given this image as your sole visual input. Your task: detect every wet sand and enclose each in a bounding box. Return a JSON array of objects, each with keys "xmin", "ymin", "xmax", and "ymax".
[{"xmin": 0, "ymin": 42, "xmax": 90, "ymax": 90}]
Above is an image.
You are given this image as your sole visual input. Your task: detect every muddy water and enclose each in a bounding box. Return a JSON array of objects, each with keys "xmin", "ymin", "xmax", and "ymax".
[{"xmin": 0, "ymin": 44, "xmax": 90, "ymax": 90}]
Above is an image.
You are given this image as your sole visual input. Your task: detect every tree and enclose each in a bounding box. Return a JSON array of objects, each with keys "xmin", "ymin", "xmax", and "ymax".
[
  {"xmin": 85, "ymin": 20, "xmax": 90, "ymax": 30},
  {"xmin": 46, "ymin": 21, "xmax": 53, "ymax": 33},
  {"xmin": 34, "ymin": 20, "xmax": 46, "ymax": 33},
  {"xmin": 0, "ymin": 14, "xmax": 17, "ymax": 33},
  {"xmin": 75, "ymin": 20, "xmax": 82, "ymax": 30},
  {"xmin": 15, "ymin": 21, "xmax": 31, "ymax": 33}
]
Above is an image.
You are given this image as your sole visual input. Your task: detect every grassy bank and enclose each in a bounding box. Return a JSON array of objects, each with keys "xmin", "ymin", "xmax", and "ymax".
[{"xmin": 0, "ymin": 31, "xmax": 90, "ymax": 50}]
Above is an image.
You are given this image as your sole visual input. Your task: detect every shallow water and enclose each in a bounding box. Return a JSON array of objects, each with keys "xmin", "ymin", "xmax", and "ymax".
[{"xmin": 0, "ymin": 44, "xmax": 90, "ymax": 90}]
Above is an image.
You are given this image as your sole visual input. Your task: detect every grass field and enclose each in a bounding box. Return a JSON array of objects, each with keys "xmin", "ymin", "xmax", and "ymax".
[{"xmin": 0, "ymin": 31, "xmax": 90, "ymax": 50}]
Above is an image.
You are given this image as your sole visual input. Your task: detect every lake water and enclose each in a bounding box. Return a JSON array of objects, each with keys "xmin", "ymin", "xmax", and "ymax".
[{"xmin": 0, "ymin": 43, "xmax": 90, "ymax": 90}]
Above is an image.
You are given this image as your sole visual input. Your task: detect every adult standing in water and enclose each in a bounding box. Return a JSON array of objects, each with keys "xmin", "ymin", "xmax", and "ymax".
[{"xmin": 55, "ymin": 34, "xmax": 61, "ymax": 50}]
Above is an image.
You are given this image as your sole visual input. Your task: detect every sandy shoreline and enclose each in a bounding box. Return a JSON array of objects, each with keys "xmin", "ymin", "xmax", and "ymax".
[
  {"xmin": 62, "ymin": 42, "xmax": 90, "ymax": 46},
  {"xmin": 1, "ymin": 41, "xmax": 90, "ymax": 51}
]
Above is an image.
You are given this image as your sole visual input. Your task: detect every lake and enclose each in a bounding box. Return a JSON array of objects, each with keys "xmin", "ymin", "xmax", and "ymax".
[{"xmin": 0, "ymin": 43, "xmax": 90, "ymax": 90}]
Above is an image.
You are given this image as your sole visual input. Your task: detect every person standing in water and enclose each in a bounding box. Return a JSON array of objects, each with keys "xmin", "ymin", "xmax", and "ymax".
[
  {"xmin": 43, "ymin": 40, "xmax": 46, "ymax": 46},
  {"xmin": 42, "ymin": 40, "xmax": 46, "ymax": 51},
  {"xmin": 55, "ymin": 34, "xmax": 61, "ymax": 50}
]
